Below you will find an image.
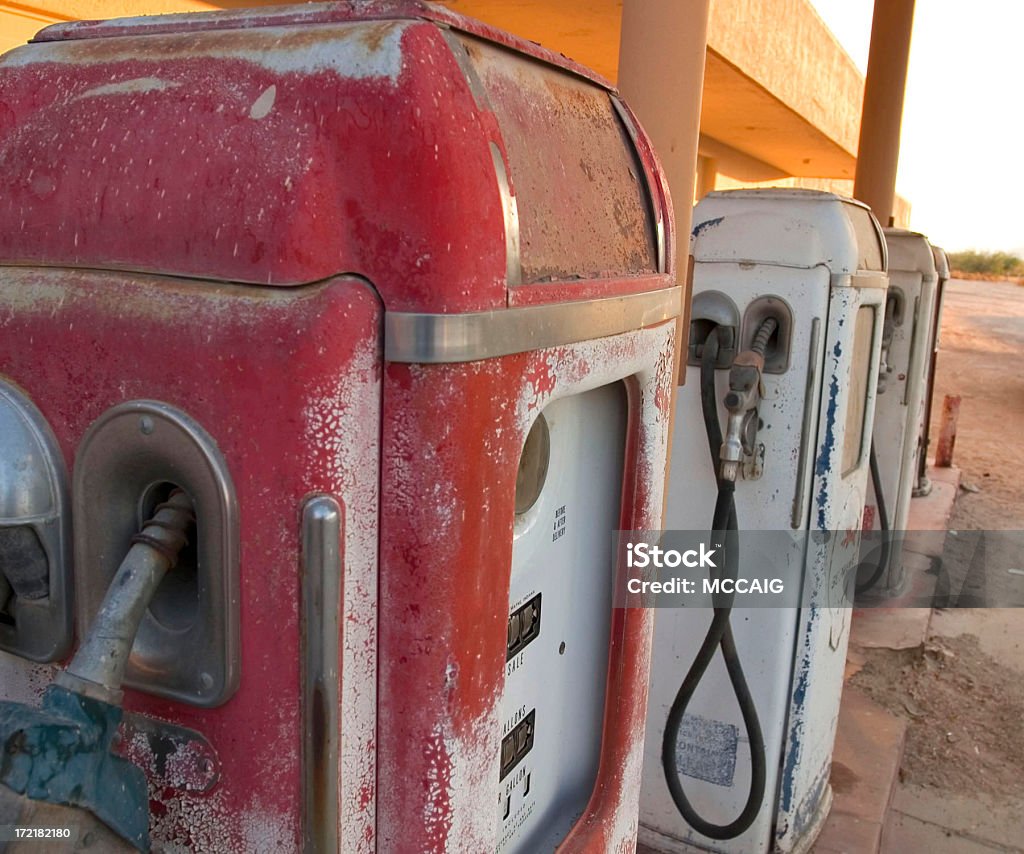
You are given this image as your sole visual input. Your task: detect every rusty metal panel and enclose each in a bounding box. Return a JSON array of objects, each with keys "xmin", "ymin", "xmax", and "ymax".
[
  {"xmin": 0, "ymin": 268, "xmax": 383, "ymax": 851},
  {"xmin": 0, "ymin": 19, "xmax": 508, "ymax": 311},
  {"xmin": 0, "ymin": 3, "xmax": 658, "ymax": 313},
  {"xmin": 458, "ymin": 34, "xmax": 659, "ymax": 285},
  {"xmin": 376, "ymin": 321, "xmax": 678, "ymax": 853}
]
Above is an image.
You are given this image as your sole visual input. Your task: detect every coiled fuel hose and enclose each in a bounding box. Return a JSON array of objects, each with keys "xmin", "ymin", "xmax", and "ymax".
[
  {"xmin": 661, "ymin": 324, "xmax": 767, "ymax": 840},
  {"xmin": 855, "ymin": 443, "xmax": 891, "ymax": 594}
]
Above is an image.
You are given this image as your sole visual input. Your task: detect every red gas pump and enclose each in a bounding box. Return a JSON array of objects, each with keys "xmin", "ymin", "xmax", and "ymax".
[{"xmin": 0, "ymin": 3, "xmax": 679, "ymax": 851}]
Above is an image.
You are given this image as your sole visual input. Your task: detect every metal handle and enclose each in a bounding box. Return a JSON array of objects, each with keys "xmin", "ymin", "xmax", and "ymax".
[{"xmin": 791, "ymin": 318, "xmax": 822, "ymax": 528}]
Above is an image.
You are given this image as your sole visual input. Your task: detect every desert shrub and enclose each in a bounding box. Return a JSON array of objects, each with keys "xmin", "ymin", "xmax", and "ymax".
[{"xmin": 948, "ymin": 250, "xmax": 1024, "ymax": 277}]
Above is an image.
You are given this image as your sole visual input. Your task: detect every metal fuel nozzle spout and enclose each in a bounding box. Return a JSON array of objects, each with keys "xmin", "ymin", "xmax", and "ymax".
[
  {"xmin": 719, "ymin": 350, "xmax": 764, "ymax": 481},
  {"xmin": 719, "ymin": 316, "xmax": 777, "ymax": 482}
]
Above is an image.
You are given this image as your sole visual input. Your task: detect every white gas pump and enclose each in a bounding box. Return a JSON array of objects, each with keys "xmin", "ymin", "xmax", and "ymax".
[
  {"xmin": 640, "ymin": 189, "xmax": 888, "ymax": 854},
  {"xmin": 859, "ymin": 229, "xmax": 937, "ymax": 596},
  {"xmin": 914, "ymin": 244, "xmax": 950, "ymax": 497}
]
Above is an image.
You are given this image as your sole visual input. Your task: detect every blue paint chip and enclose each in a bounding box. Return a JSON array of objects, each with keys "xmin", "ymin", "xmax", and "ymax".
[
  {"xmin": 814, "ymin": 369, "xmax": 840, "ymax": 527},
  {"xmin": 692, "ymin": 216, "xmax": 725, "ymax": 238},
  {"xmin": 780, "ymin": 646, "xmax": 813, "ymax": 812},
  {"xmin": 677, "ymin": 714, "xmax": 738, "ymax": 788}
]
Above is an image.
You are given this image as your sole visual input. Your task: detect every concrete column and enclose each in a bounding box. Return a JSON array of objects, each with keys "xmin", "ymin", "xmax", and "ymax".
[
  {"xmin": 617, "ymin": 0, "xmax": 709, "ymax": 516},
  {"xmin": 696, "ymin": 156, "xmax": 718, "ymax": 202},
  {"xmin": 618, "ymin": 0, "xmax": 710, "ymax": 274},
  {"xmin": 853, "ymin": 0, "xmax": 916, "ymax": 226}
]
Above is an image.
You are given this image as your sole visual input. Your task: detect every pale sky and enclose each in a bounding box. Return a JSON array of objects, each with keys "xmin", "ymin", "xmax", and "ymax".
[{"xmin": 810, "ymin": 0, "xmax": 1024, "ymax": 254}]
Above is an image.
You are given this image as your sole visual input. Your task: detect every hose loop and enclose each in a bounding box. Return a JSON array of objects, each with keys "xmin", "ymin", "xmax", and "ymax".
[{"xmin": 661, "ymin": 324, "xmax": 767, "ymax": 840}]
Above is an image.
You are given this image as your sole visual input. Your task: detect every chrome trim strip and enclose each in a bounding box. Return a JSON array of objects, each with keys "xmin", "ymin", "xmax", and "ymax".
[
  {"xmin": 792, "ymin": 317, "xmax": 822, "ymax": 529},
  {"xmin": 610, "ymin": 95, "xmax": 666, "ymax": 274},
  {"xmin": 844, "ymin": 271, "xmax": 890, "ymax": 289},
  {"xmin": 385, "ymin": 286, "xmax": 681, "ymax": 364},
  {"xmin": 903, "ymin": 295, "xmax": 921, "ymax": 407},
  {"xmin": 302, "ymin": 495, "xmax": 343, "ymax": 854},
  {"xmin": 656, "ymin": 217, "xmax": 667, "ymax": 275},
  {"xmin": 437, "ymin": 30, "xmax": 521, "ymax": 287},
  {"xmin": 490, "ymin": 141, "xmax": 522, "ymax": 287},
  {"xmin": 440, "ymin": 28, "xmax": 490, "ymax": 106}
]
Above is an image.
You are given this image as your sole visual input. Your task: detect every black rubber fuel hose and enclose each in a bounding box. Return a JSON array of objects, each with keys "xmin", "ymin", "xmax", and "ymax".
[
  {"xmin": 855, "ymin": 442, "xmax": 891, "ymax": 595},
  {"xmin": 750, "ymin": 316, "xmax": 778, "ymax": 358},
  {"xmin": 661, "ymin": 326, "xmax": 767, "ymax": 840}
]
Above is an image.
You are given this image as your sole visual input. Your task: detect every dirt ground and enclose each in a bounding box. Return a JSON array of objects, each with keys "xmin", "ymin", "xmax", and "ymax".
[
  {"xmin": 858, "ymin": 278, "xmax": 1024, "ymax": 852},
  {"xmin": 928, "ymin": 278, "xmax": 1024, "ymax": 529},
  {"xmin": 853, "ymin": 612, "xmax": 1024, "ymax": 852},
  {"xmin": 852, "ymin": 633, "xmax": 1024, "ymax": 797}
]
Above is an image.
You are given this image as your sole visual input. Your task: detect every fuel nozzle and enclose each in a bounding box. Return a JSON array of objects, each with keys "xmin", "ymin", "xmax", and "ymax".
[
  {"xmin": 719, "ymin": 317, "xmax": 778, "ymax": 482},
  {"xmin": 877, "ymin": 293, "xmax": 900, "ymax": 394},
  {"xmin": 0, "ymin": 489, "xmax": 195, "ymax": 851}
]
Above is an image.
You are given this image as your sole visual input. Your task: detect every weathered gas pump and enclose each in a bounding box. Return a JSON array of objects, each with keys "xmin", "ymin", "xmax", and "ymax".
[
  {"xmin": 639, "ymin": 189, "xmax": 888, "ymax": 853},
  {"xmin": 859, "ymin": 229, "xmax": 938, "ymax": 597},
  {"xmin": 0, "ymin": 3, "xmax": 679, "ymax": 851},
  {"xmin": 914, "ymin": 244, "xmax": 950, "ymax": 497}
]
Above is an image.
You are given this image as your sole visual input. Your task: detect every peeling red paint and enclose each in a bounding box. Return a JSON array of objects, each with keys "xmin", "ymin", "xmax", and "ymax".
[
  {"xmin": 377, "ymin": 324, "xmax": 676, "ymax": 852},
  {"xmin": 0, "ymin": 19, "xmax": 506, "ymax": 310},
  {"xmin": 0, "ymin": 3, "xmax": 678, "ymax": 851},
  {"xmin": 0, "ymin": 269, "xmax": 382, "ymax": 850},
  {"xmin": 526, "ymin": 359, "xmax": 558, "ymax": 403}
]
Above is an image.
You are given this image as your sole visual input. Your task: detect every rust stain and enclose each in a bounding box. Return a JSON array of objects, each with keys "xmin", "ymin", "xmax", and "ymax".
[
  {"xmin": 457, "ymin": 34, "xmax": 659, "ymax": 284},
  {"xmin": 358, "ymin": 20, "xmax": 398, "ymax": 53},
  {"xmin": 15, "ymin": 21, "xmax": 392, "ymax": 67}
]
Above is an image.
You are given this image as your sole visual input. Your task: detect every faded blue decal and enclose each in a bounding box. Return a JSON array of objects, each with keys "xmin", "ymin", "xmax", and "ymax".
[{"xmin": 0, "ymin": 684, "xmax": 150, "ymax": 849}]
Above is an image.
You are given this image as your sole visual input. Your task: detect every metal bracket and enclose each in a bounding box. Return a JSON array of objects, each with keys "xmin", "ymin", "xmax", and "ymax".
[
  {"xmin": 687, "ymin": 290, "xmax": 740, "ymax": 368},
  {"xmin": 119, "ymin": 712, "xmax": 220, "ymax": 795},
  {"xmin": 741, "ymin": 295, "xmax": 793, "ymax": 374},
  {"xmin": 73, "ymin": 401, "xmax": 239, "ymax": 708}
]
